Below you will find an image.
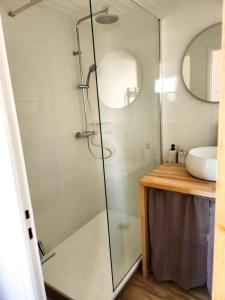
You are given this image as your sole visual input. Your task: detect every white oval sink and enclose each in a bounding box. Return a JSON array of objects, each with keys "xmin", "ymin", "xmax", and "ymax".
[{"xmin": 186, "ymin": 147, "xmax": 217, "ymax": 181}]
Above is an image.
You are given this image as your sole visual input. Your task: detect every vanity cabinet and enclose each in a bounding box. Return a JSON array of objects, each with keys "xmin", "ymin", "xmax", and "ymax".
[{"xmin": 140, "ymin": 163, "xmax": 216, "ymax": 291}]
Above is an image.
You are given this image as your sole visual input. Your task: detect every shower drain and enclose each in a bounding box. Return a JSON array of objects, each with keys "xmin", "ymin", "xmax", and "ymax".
[{"xmin": 117, "ymin": 223, "xmax": 130, "ymax": 231}]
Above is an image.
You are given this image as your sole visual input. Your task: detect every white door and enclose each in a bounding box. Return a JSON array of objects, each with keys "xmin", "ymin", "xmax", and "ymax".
[{"xmin": 0, "ymin": 15, "xmax": 46, "ymax": 300}]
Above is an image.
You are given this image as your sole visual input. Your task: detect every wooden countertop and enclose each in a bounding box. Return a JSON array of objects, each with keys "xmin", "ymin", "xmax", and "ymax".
[{"xmin": 140, "ymin": 163, "xmax": 216, "ymax": 199}]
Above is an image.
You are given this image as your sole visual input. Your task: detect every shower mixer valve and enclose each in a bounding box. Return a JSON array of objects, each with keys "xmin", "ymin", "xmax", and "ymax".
[{"xmin": 75, "ymin": 131, "xmax": 96, "ymax": 139}]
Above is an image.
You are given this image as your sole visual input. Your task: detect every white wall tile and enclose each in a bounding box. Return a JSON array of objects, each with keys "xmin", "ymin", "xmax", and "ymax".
[
  {"xmin": 10, "ymin": 69, "xmax": 54, "ymax": 102},
  {"xmin": 3, "ymin": 6, "xmax": 105, "ymax": 251},
  {"xmin": 161, "ymin": 0, "xmax": 221, "ymax": 160}
]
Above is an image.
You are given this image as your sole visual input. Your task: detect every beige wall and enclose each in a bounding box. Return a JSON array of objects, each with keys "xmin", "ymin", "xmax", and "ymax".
[
  {"xmin": 161, "ymin": 0, "xmax": 222, "ymax": 161},
  {"xmin": 2, "ymin": 6, "xmax": 105, "ymax": 252}
]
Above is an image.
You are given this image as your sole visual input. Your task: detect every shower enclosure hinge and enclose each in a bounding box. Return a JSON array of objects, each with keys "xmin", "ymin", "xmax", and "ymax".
[{"xmin": 73, "ymin": 50, "xmax": 82, "ymax": 56}]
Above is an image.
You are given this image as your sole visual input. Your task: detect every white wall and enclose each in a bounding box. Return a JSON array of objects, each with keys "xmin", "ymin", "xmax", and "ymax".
[
  {"xmin": 161, "ymin": 0, "xmax": 222, "ymax": 161},
  {"xmin": 2, "ymin": 6, "xmax": 105, "ymax": 252}
]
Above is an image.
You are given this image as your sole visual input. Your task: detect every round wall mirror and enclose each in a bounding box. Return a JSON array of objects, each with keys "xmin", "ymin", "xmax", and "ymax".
[
  {"xmin": 182, "ymin": 23, "xmax": 222, "ymax": 103},
  {"xmin": 97, "ymin": 50, "xmax": 142, "ymax": 109}
]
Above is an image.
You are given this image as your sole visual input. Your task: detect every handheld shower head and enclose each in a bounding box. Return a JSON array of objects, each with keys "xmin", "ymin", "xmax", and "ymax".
[
  {"xmin": 86, "ymin": 64, "xmax": 97, "ymax": 86},
  {"xmin": 89, "ymin": 64, "xmax": 97, "ymax": 73}
]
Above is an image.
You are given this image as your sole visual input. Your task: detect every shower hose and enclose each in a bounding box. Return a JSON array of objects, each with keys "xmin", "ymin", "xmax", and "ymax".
[{"xmin": 86, "ymin": 89, "xmax": 112, "ymax": 160}]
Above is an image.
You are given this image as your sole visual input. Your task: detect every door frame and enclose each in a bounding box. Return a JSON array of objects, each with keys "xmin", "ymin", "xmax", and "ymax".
[{"xmin": 212, "ymin": 2, "xmax": 225, "ymax": 299}]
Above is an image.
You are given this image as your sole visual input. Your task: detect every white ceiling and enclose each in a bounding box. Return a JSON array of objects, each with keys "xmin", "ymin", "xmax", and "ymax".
[
  {"xmin": 42, "ymin": 0, "xmax": 141, "ymax": 17},
  {"xmin": 0, "ymin": 0, "xmax": 166, "ymax": 19},
  {"xmin": 2, "ymin": 0, "xmax": 221, "ymax": 19}
]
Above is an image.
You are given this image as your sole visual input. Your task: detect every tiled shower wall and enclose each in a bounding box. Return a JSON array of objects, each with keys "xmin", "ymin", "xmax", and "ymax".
[
  {"xmin": 161, "ymin": 0, "xmax": 222, "ymax": 161},
  {"xmin": 2, "ymin": 6, "xmax": 105, "ymax": 251}
]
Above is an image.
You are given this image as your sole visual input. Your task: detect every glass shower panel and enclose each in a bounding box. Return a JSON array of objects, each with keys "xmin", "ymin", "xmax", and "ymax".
[{"xmin": 90, "ymin": 0, "xmax": 161, "ymax": 289}]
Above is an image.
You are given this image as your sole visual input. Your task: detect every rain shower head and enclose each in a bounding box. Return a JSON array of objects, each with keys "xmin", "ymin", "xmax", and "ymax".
[{"xmin": 95, "ymin": 11, "xmax": 119, "ymax": 24}]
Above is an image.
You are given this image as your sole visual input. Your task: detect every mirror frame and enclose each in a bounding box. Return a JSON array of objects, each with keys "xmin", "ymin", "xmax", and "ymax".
[{"xmin": 181, "ymin": 22, "xmax": 222, "ymax": 104}]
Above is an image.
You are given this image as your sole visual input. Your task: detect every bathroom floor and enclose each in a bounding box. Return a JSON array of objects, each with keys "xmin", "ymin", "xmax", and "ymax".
[{"xmin": 116, "ymin": 271, "xmax": 210, "ymax": 300}]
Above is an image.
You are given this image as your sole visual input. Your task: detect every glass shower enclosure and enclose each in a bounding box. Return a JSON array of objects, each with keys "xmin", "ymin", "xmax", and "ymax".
[{"xmin": 89, "ymin": 0, "xmax": 161, "ymax": 289}]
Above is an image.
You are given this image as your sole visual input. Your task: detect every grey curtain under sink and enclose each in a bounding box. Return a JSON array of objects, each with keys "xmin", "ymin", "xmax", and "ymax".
[
  {"xmin": 207, "ymin": 202, "xmax": 215, "ymax": 295},
  {"xmin": 148, "ymin": 188, "xmax": 215, "ymax": 292}
]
